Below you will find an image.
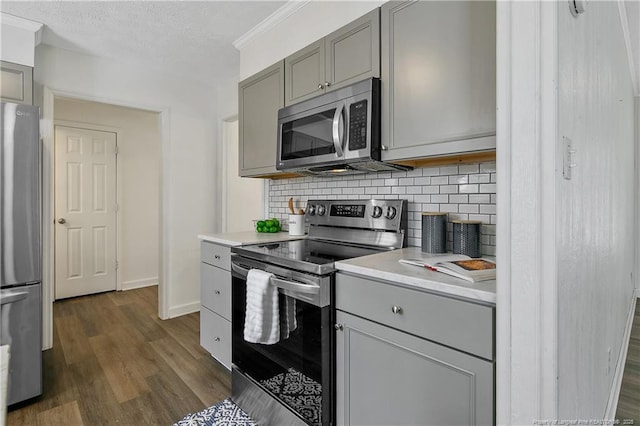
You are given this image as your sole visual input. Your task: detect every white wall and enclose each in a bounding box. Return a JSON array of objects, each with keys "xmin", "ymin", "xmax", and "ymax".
[
  {"xmin": 54, "ymin": 98, "xmax": 161, "ymax": 290},
  {"xmin": 0, "ymin": 13, "xmax": 41, "ymax": 66},
  {"xmin": 34, "ymin": 45, "xmax": 218, "ymax": 318},
  {"xmin": 238, "ymin": 1, "xmax": 384, "ymax": 79},
  {"xmin": 557, "ymin": 0, "xmax": 637, "ymax": 418}
]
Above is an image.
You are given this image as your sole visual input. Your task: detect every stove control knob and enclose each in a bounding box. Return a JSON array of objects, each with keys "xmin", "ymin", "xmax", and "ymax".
[
  {"xmin": 371, "ymin": 205, "xmax": 383, "ymax": 218},
  {"xmin": 385, "ymin": 206, "xmax": 397, "ymax": 220},
  {"xmin": 308, "ymin": 205, "xmax": 316, "ymax": 216},
  {"xmin": 317, "ymin": 204, "xmax": 326, "ymax": 216}
]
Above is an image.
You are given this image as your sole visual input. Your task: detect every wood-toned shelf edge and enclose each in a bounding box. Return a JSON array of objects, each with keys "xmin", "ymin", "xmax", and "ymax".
[
  {"xmin": 245, "ymin": 151, "xmax": 496, "ymax": 180},
  {"xmin": 247, "ymin": 172, "xmax": 304, "ymax": 180},
  {"xmin": 391, "ymin": 150, "xmax": 496, "ymax": 169}
]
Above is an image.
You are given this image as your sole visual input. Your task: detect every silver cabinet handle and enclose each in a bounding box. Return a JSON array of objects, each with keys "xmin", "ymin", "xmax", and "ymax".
[
  {"xmin": 57, "ymin": 218, "xmax": 66, "ymax": 224},
  {"xmin": 214, "ymin": 290, "xmax": 221, "ymax": 295},
  {"xmin": 334, "ymin": 323, "xmax": 344, "ymax": 331},
  {"xmin": 391, "ymin": 306, "xmax": 403, "ymax": 315},
  {"xmin": 332, "ymin": 103, "xmax": 345, "ymax": 157},
  {"xmin": 214, "ymin": 337, "xmax": 220, "ymax": 342},
  {"xmin": 381, "ymin": 145, "xmax": 388, "ymax": 151},
  {"xmin": 214, "ymin": 255, "xmax": 221, "ymax": 260},
  {"xmin": 318, "ymin": 83, "xmax": 324, "ymax": 90},
  {"xmin": 324, "ymin": 81, "xmax": 331, "ymax": 88}
]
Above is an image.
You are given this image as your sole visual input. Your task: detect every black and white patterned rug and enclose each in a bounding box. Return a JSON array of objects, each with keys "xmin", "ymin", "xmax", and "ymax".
[
  {"xmin": 173, "ymin": 369, "xmax": 321, "ymax": 426},
  {"xmin": 173, "ymin": 398, "xmax": 256, "ymax": 426},
  {"xmin": 259, "ymin": 368, "xmax": 322, "ymax": 425}
]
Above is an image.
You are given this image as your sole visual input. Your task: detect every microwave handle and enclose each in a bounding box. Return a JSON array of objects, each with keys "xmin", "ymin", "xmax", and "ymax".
[{"xmin": 332, "ymin": 103, "xmax": 345, "ymax": 157}]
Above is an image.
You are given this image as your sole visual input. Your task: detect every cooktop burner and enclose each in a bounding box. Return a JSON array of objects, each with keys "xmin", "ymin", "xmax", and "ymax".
[
  {"xmin": 232, "ymin": 238, "xmax": 387, "ymax": 275},
  {"xmin": 232, "ymin": 199, "xmax": 408, "ymax": 275}
]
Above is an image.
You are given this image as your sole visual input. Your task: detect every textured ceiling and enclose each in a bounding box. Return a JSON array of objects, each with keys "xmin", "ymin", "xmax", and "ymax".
[{"xmin": 0, "ymin": 1, "xmax": 286, "ymax": 87}]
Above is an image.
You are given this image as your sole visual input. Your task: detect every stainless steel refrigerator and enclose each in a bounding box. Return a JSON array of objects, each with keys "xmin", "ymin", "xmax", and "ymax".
[{"xmin": 0, "ymin": 101, "xmax": 42, "ymax": 405}]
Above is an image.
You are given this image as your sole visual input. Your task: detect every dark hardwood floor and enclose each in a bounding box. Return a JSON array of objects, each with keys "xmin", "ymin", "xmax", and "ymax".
[
  {"xmin": 7, "ymin": 286, "xmax": 231, "ymax": 426},
  {"xmin": 616, "ymin": 299, "xmax": 640, "ymax": 421}
]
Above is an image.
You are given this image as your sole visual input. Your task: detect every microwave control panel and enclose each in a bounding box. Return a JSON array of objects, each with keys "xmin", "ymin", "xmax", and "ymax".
[{"xmin": 348, "ymin": 100, "xmax": 368, "ymax": 150}]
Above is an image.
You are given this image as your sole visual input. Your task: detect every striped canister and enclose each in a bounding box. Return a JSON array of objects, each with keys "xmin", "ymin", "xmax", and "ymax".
[
  {"xmin": 421, "ymin": 212, "xmax": 448, "ymax": 253},
  {"xmin": 452, "ymin": 220, "xmax": 482, "ymax": 258}
]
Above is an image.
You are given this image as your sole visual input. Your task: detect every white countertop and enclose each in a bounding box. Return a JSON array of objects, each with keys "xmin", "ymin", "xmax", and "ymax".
[
  {"xmin": 198, "ymin": 231, "xmax": 305, "ymax": 247},
  {"xmin": 335, "ymin": 247, "xmax": 496, "ymax": 304}
]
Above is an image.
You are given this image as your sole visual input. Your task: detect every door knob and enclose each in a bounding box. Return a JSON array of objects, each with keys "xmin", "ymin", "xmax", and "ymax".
[{"xmin": 57, "ymin": 218, "xmax": 66, "ymax": 224}]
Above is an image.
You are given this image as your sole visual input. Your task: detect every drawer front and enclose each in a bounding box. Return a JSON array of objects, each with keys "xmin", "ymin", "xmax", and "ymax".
[
  {"xmin": 200, "ymin": 307, "xmax": 232, "ymax": 370},
  {"xmin": 201, "ymin": 241, "xmax": 231, "ymax": 270},
  {"xmin": 336, "ymin": 273, "xmax": 494, "ymax": 360},
  {"xmin": 201, "ymin": 263, "xmax": 231, "ymax": 320}
]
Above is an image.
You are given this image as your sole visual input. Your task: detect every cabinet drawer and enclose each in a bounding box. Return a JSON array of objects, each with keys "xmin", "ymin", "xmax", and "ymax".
[
  {"xmin": 201, "ymin": 241, "xmax": 231, "ymax": 270},
  {"xmin": 336, "ymin": 273, "xmax": 494, "ymax": 360},
  {"xmin": 200, "ymin": 307, "xmax": 231, "ymax": 370},
  {"xmin": 201, "ymin": 263, "xmax": 231, "ymax": 320}
]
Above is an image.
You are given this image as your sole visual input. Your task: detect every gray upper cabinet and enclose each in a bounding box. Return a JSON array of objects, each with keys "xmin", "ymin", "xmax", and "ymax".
[
  {"xmin": 238, "ymin": 61, "xmax": 285, "ymax": 177},
  {"xmin": 380, "ymin": 1, "xmax": 496, "ymax": 162},
  {"xmin": 1, "ymin": 61, "xmax": 33, "ymax": 105},
  {"xmin": 284, "ymin": 9, "xmax": 380, "ymax": 106},
  {"xmin": 284, "ymin": 40, "xmax": 325, "ymax": 106}
]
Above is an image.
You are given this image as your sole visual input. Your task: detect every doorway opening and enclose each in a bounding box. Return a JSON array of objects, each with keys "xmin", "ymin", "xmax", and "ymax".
[{"xmin": 52, "ymin": 97, "xmax": 161, "ymax": 300}]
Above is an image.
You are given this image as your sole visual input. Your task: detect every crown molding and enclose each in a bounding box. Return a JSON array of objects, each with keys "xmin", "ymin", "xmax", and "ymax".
[
  {"xmin": 0, "ymin": 12, "xmax": 43, "ymax": 33},
  {"xmin": 233, "ymin": 1, "xmax": 310, "ymax": 50}
]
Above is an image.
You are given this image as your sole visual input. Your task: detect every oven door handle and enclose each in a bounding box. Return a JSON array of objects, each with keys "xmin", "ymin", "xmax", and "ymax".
[{"xmin": 231, "ymin": 262, "xmax": 320, "ymax": 295}]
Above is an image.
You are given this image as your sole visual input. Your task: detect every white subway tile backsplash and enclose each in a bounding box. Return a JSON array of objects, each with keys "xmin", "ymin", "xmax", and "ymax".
[
  {"xmin": 430, "ymin": 176, "xmax": 449, "ymax": 185},
  {"xmin": 439, "ymin": 185, "xmax": 459, "ymax": 194},
  {"xmin": 459, "ymin": 184, "xmax": 479, "ymax": 194},
  {"xmin": 469, "ymin": 194, "xmax": 491, "ymax": 204},
  {"xmin": 268, "ymin": 161, "xmax": 497, "ymax": 256}
]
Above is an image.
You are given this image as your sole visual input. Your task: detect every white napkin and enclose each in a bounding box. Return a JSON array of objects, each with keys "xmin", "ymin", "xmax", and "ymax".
[{"xmin": 243, "ymin": 269, "xmax": 279, "ymax": 344}]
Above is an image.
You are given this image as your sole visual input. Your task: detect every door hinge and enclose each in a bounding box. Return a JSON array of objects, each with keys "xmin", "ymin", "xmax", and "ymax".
[
  {"xmin": 115, "ymin": 261, "xmax": 119, "ymax": 270},
  {"xmin": 115, "ymin": 146, "xmax": 119, "ymax": 155}
]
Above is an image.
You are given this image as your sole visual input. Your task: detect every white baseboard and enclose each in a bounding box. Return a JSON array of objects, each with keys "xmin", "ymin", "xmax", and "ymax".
[
  {"xmin": 121, "ymin": 277, "xmax": 158, "ymax": 291},
  {"xmin": 605, "ymin": 290, "xmax": 638, "ymax": 419},
  {"xmin": 167, "ymin": 301, "xmax": 200, "ymax": 319}
]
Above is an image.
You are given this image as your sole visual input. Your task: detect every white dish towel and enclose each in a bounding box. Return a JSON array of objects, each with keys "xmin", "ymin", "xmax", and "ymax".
[{"xmin": 243, "ymin": 269, "xmax": 279, "ymax": 344}]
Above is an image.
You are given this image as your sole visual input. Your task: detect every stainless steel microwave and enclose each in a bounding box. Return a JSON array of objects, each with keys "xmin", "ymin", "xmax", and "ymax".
[{"xmin": 276, "ymin": 78, "xmax": 410, "ymax": 175}]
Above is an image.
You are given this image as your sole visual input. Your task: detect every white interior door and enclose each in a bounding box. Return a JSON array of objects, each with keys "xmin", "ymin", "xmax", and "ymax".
[
  {"xmin": 223, "ymin": 119, "xmax": 264, "ymax": 232},
  {"xmin": 54, "ymin": 125, "xmax": 117, "ymax": 299}
]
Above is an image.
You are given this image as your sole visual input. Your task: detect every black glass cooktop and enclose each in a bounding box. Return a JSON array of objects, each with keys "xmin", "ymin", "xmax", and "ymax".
[{"xmin": 231, "ymin": 238, "xmax": 386, "ymax": 275}]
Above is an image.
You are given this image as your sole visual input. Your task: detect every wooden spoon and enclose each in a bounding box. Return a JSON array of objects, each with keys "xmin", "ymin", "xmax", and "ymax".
[
  {"xmin": 288, "ymin": 197, "xmax": 295, "ymax": 215},
  {"xmin": 299, "ymin": 208, "xmax": 305, "ymax": 215}
]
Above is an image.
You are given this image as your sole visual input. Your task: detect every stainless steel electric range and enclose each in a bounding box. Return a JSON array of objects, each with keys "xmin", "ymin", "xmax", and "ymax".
[{"xmin": 230, "ymin": 199, "xmax": 408, "ymax": 426}]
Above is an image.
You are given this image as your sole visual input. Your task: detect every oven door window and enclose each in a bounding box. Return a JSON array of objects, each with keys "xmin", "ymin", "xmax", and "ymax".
[
  {"xmin": 281, "ymin": 109, "xmax": 337, "ymax": 160},
  {"xmin": 232, "ymin": 274, "xmax": 331, "ymax": 425}
]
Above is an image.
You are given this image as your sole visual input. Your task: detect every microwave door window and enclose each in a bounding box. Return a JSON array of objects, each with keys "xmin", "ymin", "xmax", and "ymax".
[{"xmin": 281, "ymin": 109, "xmax": 336, "ymax": 160}]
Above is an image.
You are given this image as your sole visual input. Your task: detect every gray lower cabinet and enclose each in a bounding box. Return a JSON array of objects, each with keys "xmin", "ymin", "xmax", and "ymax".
[
  {"xmin": 1, "ymin": 61, "xmax": 33, "ymax": 105},
  {"xmin": 284, "ymin": 9, "xmax": 380, "ymax": 106},
  {"xmin": 380, "ymin": 1, "xmax": 496, "ymax": 161},
  {"xmin": 238, "ymin": 61, "xmax": 284, "ymax": 177},
  {"xmin": 200, "ymin": 241, "xmax": 232, "ymax": 369},
  {"xmin": 335, "ymin": 272, "xmax": 495, "ymax": 425}
]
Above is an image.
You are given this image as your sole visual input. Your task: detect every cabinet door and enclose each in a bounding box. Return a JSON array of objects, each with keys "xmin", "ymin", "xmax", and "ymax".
[
  {"xmin": 284, "ymin": 40, "xmax": 325, "ymax": 106},
  {"xmin": 201, "ymin": 263, "xmax": 231, "ymax": 320},
  {"xmin": 381, "ymin": 1, "xmax": 496, "ymax": 161},
  {"xmin": 335, "ymin": 310, "xmax": 494, "ymax": 426},
  {"xmin": 0, "ymin": 61, "xmax": 33, "ymax": 105},
  {"xmin": 238, "ymin": 61, "xmax": 284, "ymax": 177},
  {"xmin": 325, "ymin": 8, "xmax": 380, "ymax": 92},
  {"xmin": 200, "ymin": 307, "xmax": 232, "ymax": 370}
]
